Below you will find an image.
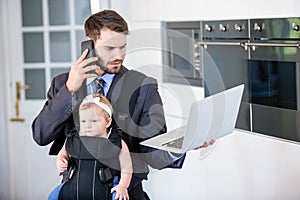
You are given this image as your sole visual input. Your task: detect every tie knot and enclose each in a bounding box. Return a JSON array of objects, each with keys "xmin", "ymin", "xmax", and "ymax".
[
  {"xmin": 94, "ymin": 78, "xmax": 105, "ymax": 95},
  {"xmin": 95, "ymin": 78, "xmax": 105, "ymax": 88}
]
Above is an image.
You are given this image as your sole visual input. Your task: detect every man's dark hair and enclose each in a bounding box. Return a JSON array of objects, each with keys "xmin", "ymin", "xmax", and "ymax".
[{"xmin": 84, "ymin": 10, "xmax": 129, "ymax": 41}]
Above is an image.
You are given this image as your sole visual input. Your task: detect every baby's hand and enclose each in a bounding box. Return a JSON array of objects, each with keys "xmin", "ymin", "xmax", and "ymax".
[
  {"xmin": 111, "ymin": 184, "xmax": 129, "ymax": 200},
  {"xmin": 56, "ymin": 148, "xmax": 69, "ymax": 172}
]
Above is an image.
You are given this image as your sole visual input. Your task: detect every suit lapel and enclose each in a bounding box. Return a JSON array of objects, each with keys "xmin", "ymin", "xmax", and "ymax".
[{"xmin": 107, "ymin": 66, "xmax": 128, "ymax": 106}]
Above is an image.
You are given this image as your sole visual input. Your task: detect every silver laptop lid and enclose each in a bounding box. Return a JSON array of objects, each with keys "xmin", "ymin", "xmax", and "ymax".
[{"xmin": 182, "ymin": 84, "xmax": 244, "ymax": 152}]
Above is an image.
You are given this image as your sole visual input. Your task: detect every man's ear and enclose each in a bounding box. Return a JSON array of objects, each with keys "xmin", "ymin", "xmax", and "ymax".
[{"xmin": 86, "ymin": 36, "xmax": 91, "ymax": 40}]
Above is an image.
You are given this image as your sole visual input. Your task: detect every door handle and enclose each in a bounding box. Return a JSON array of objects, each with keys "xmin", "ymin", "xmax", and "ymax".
[
  {"xmin": 10, "ymin": 81, "xmax": 31, "ymax": 122},
  {"xmin": 10, "ymin": 101, "xmax": 24, "ymax": 122},
  {"xmin": 16, "ymin": 81, "xmax": 31, "ymax": 100}
]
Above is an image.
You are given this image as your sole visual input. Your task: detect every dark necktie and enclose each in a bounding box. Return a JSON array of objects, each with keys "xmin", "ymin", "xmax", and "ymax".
[{"xmin": 95, "ymin": 78, "xmax": 105, "ymax": 95}]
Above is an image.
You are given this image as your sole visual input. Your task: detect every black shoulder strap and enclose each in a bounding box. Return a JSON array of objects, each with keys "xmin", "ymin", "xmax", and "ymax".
[{"xmin": 114, "ymin": 70, "xmax": 146, "ymax": 131}]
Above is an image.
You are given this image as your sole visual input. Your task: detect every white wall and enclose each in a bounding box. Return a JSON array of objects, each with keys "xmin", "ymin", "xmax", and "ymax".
[
  {"xmin": 131, "ymin": 0, "xmax": 300, "ymax": 21},
  {"xmin": 110, "ymin": 0, "xmax": 300, "ymax": 199}
]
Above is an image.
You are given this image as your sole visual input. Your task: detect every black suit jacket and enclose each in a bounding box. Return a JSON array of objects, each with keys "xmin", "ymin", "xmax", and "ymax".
[{"xmin": 32, "ymin": 66, "xmax": 185, "ymax": 187}]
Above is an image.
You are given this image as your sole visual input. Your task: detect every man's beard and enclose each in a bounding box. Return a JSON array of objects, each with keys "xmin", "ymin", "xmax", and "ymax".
[
  {"xmin": 95, "ymin": 57, "xmax": 123, "ymax": 74},
  {"xmin": 95, "ymin": 59, "xmax": 109, "ymax": 72}
]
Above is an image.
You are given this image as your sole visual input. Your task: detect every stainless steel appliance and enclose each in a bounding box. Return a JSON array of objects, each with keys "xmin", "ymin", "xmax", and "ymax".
[
  {"xmin": 201, "ymin": 19, "xmax": 251, "ymax": 131},
  {"xmin": 201, "ymin": 17, "xmax": 300, "ymax": 143},
  {"xmin": 247, "ymin": 17, "xmax": 300, "ymax": 141},
  {"xmin": 161, "ymin": 21, "xmax": 203, "ymax": 86}
]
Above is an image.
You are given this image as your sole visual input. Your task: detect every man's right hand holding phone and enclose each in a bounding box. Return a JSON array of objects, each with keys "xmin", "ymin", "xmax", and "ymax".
[{"xmin": 66, "ymin": 49, "xmax": 99, "ymax": 95}]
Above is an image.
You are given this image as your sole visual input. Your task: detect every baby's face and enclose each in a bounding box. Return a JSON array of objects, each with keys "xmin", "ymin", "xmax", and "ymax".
[{"xmin": 79, "ymin": 105, "xmax": 109, "ymax": 137}]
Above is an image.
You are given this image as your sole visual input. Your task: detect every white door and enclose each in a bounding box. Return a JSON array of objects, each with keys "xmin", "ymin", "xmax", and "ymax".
[{"xmin": 1, "ymin": 0, "xmax": 97, "ymax": 199}]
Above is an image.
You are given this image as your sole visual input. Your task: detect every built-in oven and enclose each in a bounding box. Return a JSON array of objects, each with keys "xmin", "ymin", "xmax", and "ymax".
[
  {"xmin": 246, "ymin": 17, "xmax": 300, "ymax": 142},
  {"xmin": 201, "ymin": 17, "xmax": 300, "ymax": 143},
  {"xmin": 201, "ymin": 19, "xmax": 251, "ymax": 131},
  {"xmin": 161, "ymin": 21, "xmax": 203, "ymax": 86}
]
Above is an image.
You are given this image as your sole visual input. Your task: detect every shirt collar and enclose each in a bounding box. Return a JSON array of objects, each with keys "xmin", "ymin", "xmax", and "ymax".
[
  {"xmin": 99, "ymin": 73, "xmax": 115, "ymax": 89},
  {"xmin": 86, "ymin": 73, "xmax": 115, "ymax": 88}
]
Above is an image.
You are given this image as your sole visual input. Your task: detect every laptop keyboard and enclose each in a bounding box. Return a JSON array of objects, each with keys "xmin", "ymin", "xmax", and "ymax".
[{"xmin": 162, "ymin": 136, "xmax": 184, "ymax": 149}]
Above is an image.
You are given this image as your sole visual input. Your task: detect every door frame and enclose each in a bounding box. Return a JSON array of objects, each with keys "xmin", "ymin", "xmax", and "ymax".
[{"xmin": 0, "ymin": 0, "xmax": 14, "ymax": 198}]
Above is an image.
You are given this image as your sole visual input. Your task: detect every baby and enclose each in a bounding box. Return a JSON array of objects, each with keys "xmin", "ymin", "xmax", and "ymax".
[{"xmin": 49, "ymin": 94, "xmax": 132, "ymax": 200}]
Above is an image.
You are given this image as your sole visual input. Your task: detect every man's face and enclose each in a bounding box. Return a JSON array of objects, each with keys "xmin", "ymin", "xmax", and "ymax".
[
  {"xmin": 94, "ymin": 28, "xmax": 127, "ymax": 74},
  {"xmin": 79, "ymin": 105, "xmax": 110, "ymax": 137}
]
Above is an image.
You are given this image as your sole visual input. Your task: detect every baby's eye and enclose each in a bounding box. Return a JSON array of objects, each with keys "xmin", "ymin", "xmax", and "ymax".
[
  {"xmin": 91, "ymin": 120, "xmax": 98, "ymax": 123},
  {"xmin": 81, "ymin": 120, "xmax": 86, "ymax": 123}
]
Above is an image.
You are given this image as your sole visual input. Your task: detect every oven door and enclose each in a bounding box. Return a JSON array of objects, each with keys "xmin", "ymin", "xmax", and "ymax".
[
  {"xmin": 248, "ymin": 41, "xmax": 300, "ymax": 142},
  {"xmin": 162, "ymin": 25, "xmax": 203, "ymax": 86},
  {"xmin": 202, "ymin": 41, "xmax": 250, "ymax": 131}
]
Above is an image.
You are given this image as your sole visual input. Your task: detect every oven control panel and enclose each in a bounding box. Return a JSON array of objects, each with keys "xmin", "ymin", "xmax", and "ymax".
[
  {"xmin": 202, "ymin": 19, "xmax": 249, "ymax": 39},
  {"xmin": 250, "ymin": 17, "xmax": 300, "ymax": 39}
]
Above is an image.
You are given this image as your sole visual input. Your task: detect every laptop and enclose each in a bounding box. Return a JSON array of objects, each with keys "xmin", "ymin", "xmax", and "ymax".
[{"xmin": 140, "ymin": 84, "xmax": 244, "ymax": 154}]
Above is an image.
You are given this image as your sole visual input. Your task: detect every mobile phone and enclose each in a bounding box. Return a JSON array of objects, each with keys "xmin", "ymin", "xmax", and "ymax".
[{"xmin": 81, "ymin": 40, "xmax": 97, "ymax": 74}]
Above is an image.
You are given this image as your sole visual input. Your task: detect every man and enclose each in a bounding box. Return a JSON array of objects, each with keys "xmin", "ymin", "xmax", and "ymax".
[{"xmin": 32, "ymin": 10, "xmax": 212, "ymax": 199}]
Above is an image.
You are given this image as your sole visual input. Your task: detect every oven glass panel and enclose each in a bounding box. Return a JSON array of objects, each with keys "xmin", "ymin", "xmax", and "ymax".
[
  {"xmin": 250, "ymin": 60, "xmax": 297, "ymax": 110},
  {"xmin": 203, "ymin": 45, "xmax": 250, "ymax": 131},
  {"xmin": 250, "ymin": 60, "xmax": 300, "ymax": 142},
  {"xmin": 170, "ymin": 29, "xmax": 195, "ymax": 72}
]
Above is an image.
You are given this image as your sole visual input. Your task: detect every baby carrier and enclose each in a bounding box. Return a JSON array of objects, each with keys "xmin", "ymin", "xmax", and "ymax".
[
  {"xmin": 51, "ymin": 70, "xmax": 147, "ymax": 199},
  {"xmin": 58, "ymin": 129, "xmax": 122, "ymax": 200}
]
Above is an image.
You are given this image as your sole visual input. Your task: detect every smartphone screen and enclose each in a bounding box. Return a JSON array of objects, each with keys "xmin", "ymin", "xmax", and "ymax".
[{"xmin": 81, "ymin": 40, "xmax": 97, "ymax": 74}]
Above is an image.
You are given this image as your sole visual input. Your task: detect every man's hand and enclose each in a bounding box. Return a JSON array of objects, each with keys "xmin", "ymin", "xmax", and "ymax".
[
  {"xmin": 194, "ymin": 139, "xmax": 215, "ymax": 150},
  {"xmin": 56, "ymin": 148, "xmax": 69, "ymax": 172},
  {"xmin": 66, "ymin": 49, "xmax": 99, "ymax": 94}
]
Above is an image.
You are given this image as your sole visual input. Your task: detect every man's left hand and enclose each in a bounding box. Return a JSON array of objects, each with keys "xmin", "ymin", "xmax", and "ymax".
[{"xmin": 194, "ymin": 139, "xmax": 215, "ymax": 150}]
